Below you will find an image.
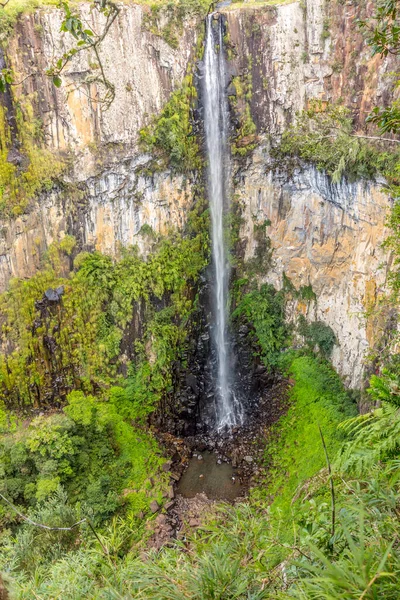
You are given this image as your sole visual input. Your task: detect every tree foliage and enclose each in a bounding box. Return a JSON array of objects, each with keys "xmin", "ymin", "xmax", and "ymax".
[
  {"xmin": 0, "ymin": 223, "xmax": 208, "ymax": 412},
  {"xmin": 359, "ymin": 0, "xmax": 400, "ymax": 134},
  {"xmin": 233, "ymin": 283, "xmax": 288, "ymax": 369},
  {"xmin": 139, "ymin": 75, "xmax": 201, "ymax": 172}
]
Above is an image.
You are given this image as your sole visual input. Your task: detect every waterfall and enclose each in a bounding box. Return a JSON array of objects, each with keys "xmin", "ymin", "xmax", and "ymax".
[{"xmin": 203, "ymin": 14, "xmax": 243, "ymax": 431}]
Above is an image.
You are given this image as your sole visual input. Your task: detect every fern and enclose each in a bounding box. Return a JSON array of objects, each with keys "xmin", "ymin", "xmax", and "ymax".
[
  {"xmin": 336, "ymin": 404, "xmax": 400, "ymax": 475},
  {"xmin": 368, "ymin": 369, "xmax": 400, "ymax": 407}
]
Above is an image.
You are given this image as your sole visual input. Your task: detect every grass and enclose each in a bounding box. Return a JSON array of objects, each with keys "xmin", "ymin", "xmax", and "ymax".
[
  {"xmin": 261, "ymin": 354, "xmax": 357, "ymax": 519},
  {"xmin": 0, "ymin": 0, "xmax": 59, "ymax": 38},
  {"xmin": 223, "ymin": 0, "xmax": 296, "ymax": 10}
]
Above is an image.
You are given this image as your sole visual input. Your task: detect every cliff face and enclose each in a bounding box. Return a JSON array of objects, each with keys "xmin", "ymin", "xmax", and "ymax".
[
  {"xmin": 8, "ymin": 3, "xmax": 198, "ymax": 176},
  {"xmin": 223, "ymin": 0, "xmax": 396, "ymax": 133},
  {"xmin": 236, "ymin": 148, "xmax": 391, "ymax": 387},
  {"xmin": 0, "ymin": 0, "xmax": 396, "ymax": 385}
]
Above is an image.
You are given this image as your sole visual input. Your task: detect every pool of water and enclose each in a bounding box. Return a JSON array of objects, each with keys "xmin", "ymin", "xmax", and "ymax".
[{"xmin": 177, "ymin": 451, "xmax": 243, "ymax": 501}]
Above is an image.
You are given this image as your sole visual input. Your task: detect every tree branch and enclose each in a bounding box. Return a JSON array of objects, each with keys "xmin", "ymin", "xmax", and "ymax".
[
  {"xmin": 349, "ymin": 133, "xmax": 400, "ymax": 144},
  {"xmin": 0, "ymin": 491, "xmax": 109, "ymax": 558}
]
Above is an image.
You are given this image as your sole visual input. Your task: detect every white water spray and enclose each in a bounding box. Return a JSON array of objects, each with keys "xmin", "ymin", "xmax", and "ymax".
[{"xmin": 203, "ymin": 14, "xmax": 243, "ymax": 430}]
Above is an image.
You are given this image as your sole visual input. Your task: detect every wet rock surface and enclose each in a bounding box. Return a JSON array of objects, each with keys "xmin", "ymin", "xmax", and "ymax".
[{"xmin": 152, "ymin": 274, "xmax": 271, "ymax": 438}]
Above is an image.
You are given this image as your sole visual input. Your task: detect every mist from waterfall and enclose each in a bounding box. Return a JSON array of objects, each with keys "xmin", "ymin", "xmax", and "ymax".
[{"xmin": 203, "ymin": 14, "xmax": 243, "ymax": 431}]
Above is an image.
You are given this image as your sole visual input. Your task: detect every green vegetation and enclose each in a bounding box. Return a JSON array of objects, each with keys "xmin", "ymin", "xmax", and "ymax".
[
  {"xmin": 229, "ymin": 73, "xmax": 258, "ymax": 157},
  {"xmin": 139, "ymin": 75, "xmax": 201, "ymax": 172},
  {"xmin": 10, "ymin": 355, "xmax": 400, "ymax": 600},
  {"xmin": 0, "ymin": 201, "xmax": 209, "ymax": 576},
  {"xmin": 282, "ymin": 273, "xmax": 317, "ymax": 302},
  {"xmin": 0, "ymin": 390, "xmax": 167, "ymax": 528},
  {"xmin": 358, "ymin": 0, "xmax": 400, "ymax": 136},
  {"xmin": 0, "ymin": 0, "xmax": 58, "ymax": 41},
  {"xmin": 233, "ymin": 283, "xmax": 288, "ymax": 369},
  {"xmin": 1, "ymin": 0, "xmax": 400, "ymax": 597},
  {"xmin": 0, "ymin": 212, "xmax": 208, "ymax": 410},
  {"xmin": 274, "ymin": 101, "xmax": 400, "ymax": 186},
  {"xmin": 1, "ymin": 0, "xmax": 120, "ymax": 106},
  {"xmin": 297, "ymin": 314, "xmax": 337, "ymax": 358},
  {"xmin": 142, "ymin": 0, "xmax": 209, "ymax": 48},
  {"xmin": 247, "ymin": 219, "xmax": 273, "ymax": 274},
  {"xmin": 265, "ymin": 355, "xmax": 356, "ymax": 514},
  {"xmin": 0, "ymin": 99, "xmax": 65, "ymax": 216}
]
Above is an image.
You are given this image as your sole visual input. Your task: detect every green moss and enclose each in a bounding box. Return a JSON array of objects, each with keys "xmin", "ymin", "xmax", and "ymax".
[
  {"xmin": 321, "ymin": 17, "xmax": 330, "ymax": 40},
  {"xmin": 142, "ymin": 0, "xmax": 209, "ymax": 49},
  {"xmin": 0, "ymin": 97, "xmax": 65, "ymax": 216},
  {"xmin": 232, "ymin": 75, "xmax": 245, "ymax": 99},
  {"xmin": 282, "ymin": 273, "xmax": 317, "ymax": 302},
  {"xmin": 229, "ymin": 73, "xmax": 258, "ymax": 157},
  {"xmin": 0, "ymin": 0, "xmax": 58, "ymax": 40},
  {"xmin": 298, "ymin": 283, "xmax": 316, "ymax": 301}
]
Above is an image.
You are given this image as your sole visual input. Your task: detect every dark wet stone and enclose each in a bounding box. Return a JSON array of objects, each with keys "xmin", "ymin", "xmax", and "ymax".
[
  {"xmin": 7, "ymin": 147, "xmax": 24, "ymax": 166},
  {"xmin": 44, "ymin": 288, "xmax": 60, "ymax": 302},
  {"xmin": 186, "ymin": 373, "xmax": 199, "ymax": 394}
]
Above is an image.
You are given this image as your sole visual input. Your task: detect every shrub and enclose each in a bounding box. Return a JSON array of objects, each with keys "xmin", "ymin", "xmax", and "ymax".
[
  {"xmin": 274, "ymin": 101, "xmax": 400, "ymax": 185},
  {"xmin": 233, "ymin": 283, "xmax": 288, "ymax": 369}
]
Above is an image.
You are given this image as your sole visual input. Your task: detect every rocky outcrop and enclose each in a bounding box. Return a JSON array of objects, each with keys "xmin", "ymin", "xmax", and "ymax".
[
  {"xmin": 223, "ymin": 0, "xmax": 397, "ymax": 134},
  {"xmin": 0, "ymin": 157, "xmax": 193, "ymax": 289}
]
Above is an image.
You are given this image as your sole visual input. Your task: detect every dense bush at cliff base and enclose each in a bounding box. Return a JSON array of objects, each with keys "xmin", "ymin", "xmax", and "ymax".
[
  {"xmin": 0, "ymin": 204, "xmax": 209, "ymax": 535},
  {"xmin": 3, "ymin": 354, "xmax": 400, "ymax": 599}
]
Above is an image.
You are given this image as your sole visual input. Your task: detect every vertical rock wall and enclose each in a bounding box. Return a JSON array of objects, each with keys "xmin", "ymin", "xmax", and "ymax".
[{"xmin": 235, "ymin": 147, "xmax": 391, "ymax": 387}]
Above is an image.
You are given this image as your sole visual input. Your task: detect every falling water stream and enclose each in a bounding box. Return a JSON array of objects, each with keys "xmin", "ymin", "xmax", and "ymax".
[{"xmin": 203, "ymin": 14, "xmax": 243, "ymax": 431}]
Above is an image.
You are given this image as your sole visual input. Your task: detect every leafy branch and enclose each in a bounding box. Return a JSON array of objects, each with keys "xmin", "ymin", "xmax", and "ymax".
[
  {"xmin": 46, "ymin": 0, "xmax": 120, "ymax": 108},
  {"xmin": 0, "ymin": 491, "xmax": 110, "ymax": 558},
  {"xmin": 359, "ymin": 0, "xmax": 400, "ymax": 134},
  {"xmin": 358, "ymin": 0, "xmax": 400, "ymax": 58},
  {"xmin": 0, "ymin": 0, "xmax": 120, "ymax": 108}
]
